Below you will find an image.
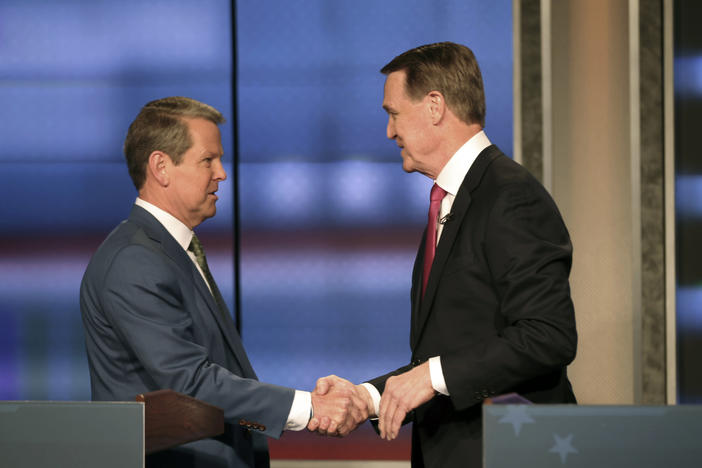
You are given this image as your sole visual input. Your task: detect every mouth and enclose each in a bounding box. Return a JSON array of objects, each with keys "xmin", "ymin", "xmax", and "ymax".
[{"xmin": 208, "ymin": 189, "xmax": 218, "ymax": 200}]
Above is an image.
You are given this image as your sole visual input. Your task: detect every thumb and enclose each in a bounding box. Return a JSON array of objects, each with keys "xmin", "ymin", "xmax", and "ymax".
[{"xmin": 315, "ymin": 377, "xmax": 332, "ymax": 395}]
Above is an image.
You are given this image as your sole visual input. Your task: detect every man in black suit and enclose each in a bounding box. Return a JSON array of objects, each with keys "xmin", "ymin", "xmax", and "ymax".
[{"xmin": 314, "ymin": 42, "xmax": 577, "ymax": 467}]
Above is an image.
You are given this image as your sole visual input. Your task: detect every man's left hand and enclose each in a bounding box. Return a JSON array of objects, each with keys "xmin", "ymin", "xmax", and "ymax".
[{"xmin": 378, "ymin": 361, "xmax": 435, "ymax": 440}]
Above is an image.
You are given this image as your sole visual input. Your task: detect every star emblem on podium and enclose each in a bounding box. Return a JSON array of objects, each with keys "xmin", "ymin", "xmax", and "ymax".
[
  {"xmin": 497, "ymin": 405, "xmax": 535, "ymax": 436},
  {"xmin": 549, "ymin": 433, "xmax": 578, "ymax": 464}
]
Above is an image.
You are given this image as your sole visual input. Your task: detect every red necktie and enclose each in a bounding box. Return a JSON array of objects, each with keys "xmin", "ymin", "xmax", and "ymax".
[{"xmin": 422, "ymin": 183, "xmax": 447, "ymax": 298}]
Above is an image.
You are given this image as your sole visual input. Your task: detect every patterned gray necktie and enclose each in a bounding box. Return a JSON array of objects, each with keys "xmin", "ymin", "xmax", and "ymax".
[{"xmin": 188, "ymin": 234, "xmax": 229, "ymax": 319}]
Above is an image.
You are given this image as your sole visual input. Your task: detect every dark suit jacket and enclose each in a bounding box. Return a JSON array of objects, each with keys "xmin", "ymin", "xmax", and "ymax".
[
  {"xmin": 80, "ymin": 205, "xmax": 294, "ymax": 468},
  {"xmin": 370, "ymin": 146, "xmax": 577, "ymax": 468}
]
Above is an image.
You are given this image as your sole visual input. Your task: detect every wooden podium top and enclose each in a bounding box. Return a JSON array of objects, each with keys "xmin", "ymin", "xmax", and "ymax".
[{"xmin": 136, "ymin": 389, "xmax": 224, "ymax": 454}]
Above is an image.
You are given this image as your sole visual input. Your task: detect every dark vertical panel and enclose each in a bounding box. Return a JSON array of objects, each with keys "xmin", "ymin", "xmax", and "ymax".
[
  {"xmin": 675, "ymin": 0, "xmax": 702, "ymax": 403},
  {"xmin": 232, "ymin": 0, "xmax": 242, "ymax": 334}
]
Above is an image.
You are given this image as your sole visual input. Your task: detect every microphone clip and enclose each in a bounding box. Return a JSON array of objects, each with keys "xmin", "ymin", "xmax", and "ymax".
[{"xmin": 439, "ymin": 213, "xmax": 454, "ymax": 225}]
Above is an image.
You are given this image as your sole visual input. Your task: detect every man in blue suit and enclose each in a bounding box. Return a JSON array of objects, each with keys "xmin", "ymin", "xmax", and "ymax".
[{"xmin": 80, "ymin": 97, "xmax": 367, "ymax": 467}]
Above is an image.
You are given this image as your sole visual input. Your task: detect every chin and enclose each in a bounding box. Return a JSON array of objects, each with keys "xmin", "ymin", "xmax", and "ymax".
[
  {"xmin": 401, "ymin": 160, "xmax": 416, "ymax": 174},
  {"xmin": 197, "ymin": 208, "xmax": 217, "ymax": 225}
]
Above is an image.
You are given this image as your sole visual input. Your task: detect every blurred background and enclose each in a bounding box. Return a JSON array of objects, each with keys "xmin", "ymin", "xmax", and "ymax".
[
  {"xmin": 4, "ymin": 0, "xmax": 702, "ymax": 464},
  {"xmin": 0, "ymin": 0, "xmax": 511, "ymax": 461}
]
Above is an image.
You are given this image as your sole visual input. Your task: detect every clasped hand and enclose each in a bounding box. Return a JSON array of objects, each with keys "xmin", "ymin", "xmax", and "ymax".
[
  {"xmin": 378, "ymin": 361, "xmax": 435, "ymax": 441},
  {"xmin": 307, "ymin": 363, "xmax": 435, "ymax": 440},
  {"xmin": 307, "ymin": 375, "xmax": 373, "ymax": 437}
]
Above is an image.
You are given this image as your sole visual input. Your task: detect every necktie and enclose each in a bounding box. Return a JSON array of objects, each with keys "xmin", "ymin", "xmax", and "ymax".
[
  {"xmin": 189, "ymin": 234, "xmax": 229, "ymax": 319},
  {"xmin": 422, "ymin": 183, "xmax": 447, "ymax": 298}
]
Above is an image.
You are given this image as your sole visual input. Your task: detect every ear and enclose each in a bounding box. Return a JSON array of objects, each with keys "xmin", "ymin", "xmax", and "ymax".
[
  {"xmin": 147, "ymin": 151, "xmax": 171, "ymax": 187},
  {"xmin": 427, "ymin": 91, "xmax": 446, "ymax": 125}
]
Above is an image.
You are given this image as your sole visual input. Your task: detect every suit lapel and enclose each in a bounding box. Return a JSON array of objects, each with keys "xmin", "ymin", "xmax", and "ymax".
[
  {"xmin": 189, "ymin": 267, "xmax": 257, "ymax": 379},
  {"xmin": 410, "ymin": 230, "xmax": 426, "ymax": 349},
  {"xmin": 411, "ymin": 146, "xmax": 502, "ymax": 349},
  {"xmin": 129, "ymin": 206, "xmax": 257, "ymax": 378}
]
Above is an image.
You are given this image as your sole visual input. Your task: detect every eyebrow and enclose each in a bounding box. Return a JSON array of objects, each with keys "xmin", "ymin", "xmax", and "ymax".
[{"xmin": 200, "ymin": 151, "xmax": 224, "ymax": 161}]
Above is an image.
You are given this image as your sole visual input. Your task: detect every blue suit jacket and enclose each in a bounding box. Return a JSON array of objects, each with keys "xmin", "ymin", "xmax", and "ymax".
[{"xmin": 80, "ymin": 205, "xmax": 294, "ymax": 468}]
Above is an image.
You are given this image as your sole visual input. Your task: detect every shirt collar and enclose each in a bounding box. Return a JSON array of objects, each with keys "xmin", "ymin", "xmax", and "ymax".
[
  {"xmin": 435, "ymin": 130, "xmax": 491, "ymax": 196},
  {"xmin": 135, "ymin": 198, "xmax": 193, "ymax": 251}
]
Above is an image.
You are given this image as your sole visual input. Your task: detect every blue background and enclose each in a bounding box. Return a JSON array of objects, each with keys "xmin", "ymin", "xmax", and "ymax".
[{"xmin": 0, "ymin": 0, "xmax": 512, "ymax": 401}]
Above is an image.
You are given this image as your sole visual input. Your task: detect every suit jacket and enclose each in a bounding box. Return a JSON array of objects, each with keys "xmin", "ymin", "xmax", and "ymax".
[
  {"xmin": 370, "ymin": 145, "xmax": 577, "ymax": 468},
  {"xmin": 80, "ymin": 205, "xmax": 294, "ymax": 468}
]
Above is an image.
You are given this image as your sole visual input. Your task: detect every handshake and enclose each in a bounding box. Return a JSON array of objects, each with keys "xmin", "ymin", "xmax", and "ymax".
[
  {"xmin": 307, "ymin": 375, "xmax": 373, "ymax": 437},
  {"xmin": 306, "ymin": 362, "xmax": 435, "ymax": 440}
]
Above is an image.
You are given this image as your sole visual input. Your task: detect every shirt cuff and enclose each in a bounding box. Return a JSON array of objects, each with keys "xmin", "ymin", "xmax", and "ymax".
[
  {"xmin": 361, "ymin": 382, "xmax": 381, "ymax": 418},
  {"xmin": 285, "ymin": 390, "xmax": 311, "ymax": 431},
  {"xmin": 429, "ymin": 356, "xmax": 449, "ymax": 396}
]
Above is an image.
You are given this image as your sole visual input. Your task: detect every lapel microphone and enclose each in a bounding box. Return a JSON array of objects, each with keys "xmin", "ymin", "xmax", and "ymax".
[{"xmin": 439, "ymin": 212, "xmax": 454, "ymax": 225}]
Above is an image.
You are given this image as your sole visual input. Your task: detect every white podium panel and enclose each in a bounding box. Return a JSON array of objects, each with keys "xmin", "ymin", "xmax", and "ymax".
[
  {"xmin": 484, "ymin": 405, "xmax": 702, "ymax": 467},
  {"xmin": 0, "ymin": 401, "xmax": 143, "ymax": 468}
]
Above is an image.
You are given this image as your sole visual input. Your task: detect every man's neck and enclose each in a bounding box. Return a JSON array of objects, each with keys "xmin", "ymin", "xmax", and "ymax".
[
  {"xmin": 434, "ymin": 123, "xmax": 484, "ymax": 177},
  {"xmin": 138, "ymin": 188, "xmax": 193, "ymax": 230}
]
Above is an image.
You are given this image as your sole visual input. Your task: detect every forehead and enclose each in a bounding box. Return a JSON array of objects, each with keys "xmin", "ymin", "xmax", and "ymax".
[
  {"xmin": 184, "ymin": 118, "xmax": 223, "ymax": 151},
  {"xmin": 382, "ymin": 70, "xmax": 410, "ymax": 107}
]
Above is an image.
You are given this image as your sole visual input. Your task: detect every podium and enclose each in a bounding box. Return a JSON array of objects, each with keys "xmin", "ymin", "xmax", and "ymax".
[
  {"xmin": 0, "ymin": 400, "xmax": 143, "ymax": 467},
  {"xmin": 0, "ymin": 390, "xmax": 223, "ymax": 468},
  {"xmin": 136, "ymin": 389, "xmax": 224, "ymax": 454},
  {"xmin": 484, "ymin": 404, "xmax": 702, "ymax": 467}
]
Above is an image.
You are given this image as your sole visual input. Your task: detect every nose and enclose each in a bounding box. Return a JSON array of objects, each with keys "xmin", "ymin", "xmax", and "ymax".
[
  {"xmin": 386, "ymin": 116, "xmax": 396, "ymax": 140},
  {"xmin": 214, "ymin": 158, "xmax": 227, "ymax": 181}
]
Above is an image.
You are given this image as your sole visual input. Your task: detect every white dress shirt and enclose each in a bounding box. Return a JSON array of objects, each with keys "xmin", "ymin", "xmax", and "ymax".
[
  {"xmin": 363, "ymin": 131, "xmax": 492, "ymax": 415},
  {"xmin": 134, "ymin": 198, "xmax": 311, "ymax": 430}
]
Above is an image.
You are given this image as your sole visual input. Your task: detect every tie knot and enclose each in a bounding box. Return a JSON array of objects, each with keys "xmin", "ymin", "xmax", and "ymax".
[
  {"xmin": 430, "ymin": 184, "xmax": 447, "ymax": 202},
  {"xmin": 188, "ymin": 234, "xmax": 205, "ymax": 259}
]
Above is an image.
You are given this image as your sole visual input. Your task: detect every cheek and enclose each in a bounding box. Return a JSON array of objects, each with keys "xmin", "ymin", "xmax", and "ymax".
[
  {"xmin": 201, "ymin": 174, "xmax": 214, "ymax": 198},
  {"xmin": 182, "ymin": 179, "xmax": 207, "ymax": 204},
  {"xmin": 403, "ymin": 116, "xmax": 422, "ymax": 135},
  {"xmin": 401, "ymin": 124, "xmax": 420, "ymax": 147}
]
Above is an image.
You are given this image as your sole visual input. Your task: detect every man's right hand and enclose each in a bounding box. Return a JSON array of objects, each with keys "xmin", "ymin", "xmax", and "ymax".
[{"xmin": 307, "ymin": 375, "xmax": 372, "ymax": 437}]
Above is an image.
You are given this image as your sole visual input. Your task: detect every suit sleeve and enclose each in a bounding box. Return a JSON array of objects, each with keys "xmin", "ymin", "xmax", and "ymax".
[
  {"xmin": 366, "ymin": 365, "xmax": 413, "ymax": 433},
  {"xmin": 367, "ymin": 364, "xmax": 413, "ymax": 395},
  {"xmin": 98, "ymin": 244, "xmax": 294, "ymax": 438},
  {"xmin": 441, "ymin": 181, "xmax": 577, "ymax": 410}
]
